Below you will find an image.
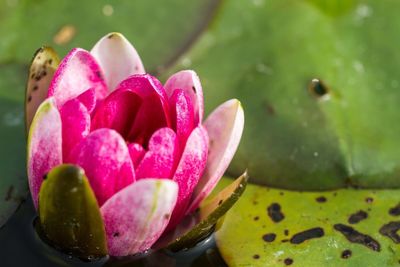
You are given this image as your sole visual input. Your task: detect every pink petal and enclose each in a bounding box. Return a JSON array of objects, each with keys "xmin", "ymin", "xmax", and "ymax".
[
  {"xmin": 91, "ymin": 89, "xmax": 142, "ymax": 138},
  {"xmin": 101, "ymin": 179, "xmax": 178, "ymax": 256},
  {"xmin": 76, "ymin": 88, "xmax": 96, "ymax": 114},
  {"xmin": 47, "ymin": 48, "xmax": 107, "ymax": 108},
  {"xmin": 91, "ymin": 32, "xmax": 145, "ymax": 92},
  {"xmin": 164, "ymin": 70, "xmax": 203, "ymax": 125},
  {"xmin": 169, "ymin": 89, "xmax": 195, "ymax": 147},
  {"xmin": 136, "ymin": 128, "xmax": 179, "ymax": 180},
  {"xmin": 60, "ymin": 98, "xmax": 90, "ymax": 161},
  {"xmin": 67, "ymin": 129, "xmax": 135, "ymax": 205},
  {"xmin": 128, "ymin": 143, "xmax": 146, "ymax": 168},
  {"xmin": 187, "ymin": 99, "xmax": 244, "ymax": 213},
  {"xmin": 166, "ymin": 126, "xmax": 208, "ymax": 231},
  {"xmin": 27, "ymin": 98, "xmax": 62, "ymax": 209}
]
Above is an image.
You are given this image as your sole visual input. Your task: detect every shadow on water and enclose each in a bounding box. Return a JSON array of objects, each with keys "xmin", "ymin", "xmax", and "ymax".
[{"xmin": 0, "ymin": 183, "xmax": 227, "ymax": 267}]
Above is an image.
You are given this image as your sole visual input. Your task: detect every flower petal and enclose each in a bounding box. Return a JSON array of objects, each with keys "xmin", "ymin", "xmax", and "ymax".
[
  {"xmin": 164, "ymin": 70, "xmax": 203, "ymax": 125},
  {"xmin": 60, "ymin": 98, "xmax": 90, "ymax": 161},
  {"xmin": 67, "ymin": 129, "xmax": 135, "ymax": 205},
  {"xmin": 47, "ymin": 48, "xmax": 107, "ymax": 108},
  {"xmin": 170, "ymin": 89, "xmax": 195, "ymax": 147},
  {"xmin": 136, "ymin": 128, "xmax": 179, "ymax": 180},
  {"xmin": 187, "ymin": 100, "xmax": 244, "ymax": 213},
  {"xmin": 26, "ymin": 47, "xmax": 60, "ymax": 131},
  {"xmin": 27, "ymin": 98, "xmax": 62, "ymax": 209},
  {"xmin": 76, "ymin": 88, "xmax": 96, "ymax": 114},
  {"xmin": 101, "ymin": 179, "xmax": 178, "ymax": 256},
  {"xmin": 91, "ymin": 32, "xmax": 145, "ymax": 92},
  {"xmin": 128, "ymin": 143, "xmax": 146, "ymax": 168},
  {"xmin": 167, "ymin": 126, "xmax": 208, "ymax": 231},
  {"xmin": 91, "ymin": 89, "xmax": 142, "ymax": 137}
]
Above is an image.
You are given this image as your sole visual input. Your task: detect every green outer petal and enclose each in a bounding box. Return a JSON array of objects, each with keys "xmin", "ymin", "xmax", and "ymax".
[
  {"xmin": 25, "ymin": 46, "xmax": 60, "ymax": 133},
  {"xmin": 38, "ymin": 164, "xmax": 108, "ymax": 259},
  {"xmin": 166, "ymin": 173, "xmax": 248, "ymax": 251},
  {"xmin": 216, "ymin": 181, "xmax": 400, "ymax": 266}
]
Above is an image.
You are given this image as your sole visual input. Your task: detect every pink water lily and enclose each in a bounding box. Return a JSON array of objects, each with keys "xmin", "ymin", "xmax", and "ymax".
[{"xmin": 27, "ymin": 33, "xmax": 244, "ymax": 256}]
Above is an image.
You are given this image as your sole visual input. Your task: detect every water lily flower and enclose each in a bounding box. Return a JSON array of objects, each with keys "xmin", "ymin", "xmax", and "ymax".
[{"xmin": 27, "ymin": 33, "xmax": 244, "ymax": 257}]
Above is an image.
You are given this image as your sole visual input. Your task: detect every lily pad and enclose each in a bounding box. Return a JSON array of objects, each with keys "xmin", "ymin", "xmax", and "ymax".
[
  {"xmin": 166, "ymin": 172, "xmax": 248, "ymax": 251},
  {"xmin": 167, "ymin": 0, "xmax": 400, "ymax": 189},
  {"xmin": 215, "ymin": 181, "xmax": 400, "ymax": 266},
  {"xmin": 38, "ymin": 164, "xmax": 108, "ymax": 259}
]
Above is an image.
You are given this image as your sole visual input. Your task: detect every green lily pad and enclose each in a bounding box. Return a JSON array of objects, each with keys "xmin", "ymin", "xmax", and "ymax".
[
  {"xmin": 25, "ymin": 47, "xmax": 59, "ymax": 131},
  {"xmin": 166, "ymin": 173, "xmax": 248, "ymax": 251},
  {"xmin": 215, "ymin": 181, "xmax": 400, "ymax": 266},
  {"xmin": 0, "ymin": 0, "xmax": 219, "ymax": 72},
  {"xmin": 167, "ymin": 0, "xmax": 400, "ymax": 189},
  {"xmin": 38, "ymin": 164, "xmax": 107, "ymax": 259}
]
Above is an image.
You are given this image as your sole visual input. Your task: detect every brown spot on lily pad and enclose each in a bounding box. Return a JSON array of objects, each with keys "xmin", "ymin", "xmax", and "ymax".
[
  {"xmin": 284, "ymin": 258, "xmax": 293, "ymax": 265},
  {"xmin": 389, "ymin": 203, "xmax": 400, "ymax": 216},
  {"xmin": 267, "ymin": 203, "xmax": 284, "ymax": 223},
  {"xmin": 290, "ymin": 227, "xmax": 324, "ymax": 244},
  {"xmin": 348, "ymin": 210, "xmax": 368, "ymax": 224},
  {"xmin": 365, "ymin": 197, "xmax": 374, "ymax": 203},
  {"xmin": 262, "ymin": 233, "xmax": 276, "ymax": 242},
  {"xmin": 379, "ymin": 221, "xmax": 400, "ymax": 244},
  {"xmin": 334, "ymin": 224, "xmax": 380, "ymax": 252},
  {"xmin": 316, "ymin": 196, "xmax": 327, "ymax": 203},
  {"xmin": 341, "ymin": 249, "xmax": 352, "ymax": 259}
]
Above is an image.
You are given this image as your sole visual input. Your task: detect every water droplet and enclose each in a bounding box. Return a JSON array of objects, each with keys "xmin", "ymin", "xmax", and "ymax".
[
  {"xmin": 314, "ymin": 152, "xmax": 319, "ymax": 157},
  {"xmin": 181, "ymin": 58, "xmax": 192, "ymax": 68}
]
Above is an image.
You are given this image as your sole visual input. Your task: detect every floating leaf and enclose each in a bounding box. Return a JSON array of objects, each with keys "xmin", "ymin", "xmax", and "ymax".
[
  {"xmin": 38, "ymin": 164, "xmax": 107, "ymax": 259},
  {"xmin": 165, "ymin": 173, "xmax": 248, "ymax": 252},
  {"xmin": 25, "ymin": 47, "xmax": 60, "ymax": 131},
  {"xmin": 216, "ymin": 181, "xmax": 400, "ymax": 266},
  {"xmin": 167, "ymin": 0, "xmax": 400, "ymax": 189}
]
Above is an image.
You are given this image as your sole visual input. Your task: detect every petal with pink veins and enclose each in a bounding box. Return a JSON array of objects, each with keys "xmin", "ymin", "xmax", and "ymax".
[
  {"xmin": 170, "ymin": 89, "xmax": 195, "ymax": 147},
  {"xmin": 136, "ymin": 128, "xmax": 179, "ymax": 180},
  {"xmin": 47, "ymin": 48, "xmax": 107, "ymax": 108},
  {"xmin": 91, "ymin": 32, "xmax": 145, "ymax": 92},
  {"xmin": 187, "ymin": 99, "xmax": 244, "ymax": 213},
  {"xmin": 67, "ymin": 129, "xmax": 135, "ymax": 206},
  {"xmin": 164, "ymin": 70, "xmax": 203, "ymax": 125},
  {"xmin": 101, "ymin": 179, "xmax": 178, "ymax": 256},
  {"xmin": 60, "ymin": 98, "xmax": 90, "ymax": 161},
  {"xmin": 27, "ymin": 98, "xmax": 62, "ymax": 209},
  {"xmin": 167, "ymin": 126, "xmax": 208, "ymax": 231}
]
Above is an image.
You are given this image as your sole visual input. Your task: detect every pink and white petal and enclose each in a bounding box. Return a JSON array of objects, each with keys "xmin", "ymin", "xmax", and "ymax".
[
  {"xmin": 128, "ymin": 143, "xmax": 146, "ymax": 168},
  {"xmin": 118, "ymin": 75, "xmax": 170, "ymax": 124},
  {"xmin": 91, "ymin": 89, "xmax": 142, "ymax": 137},
  {"xmin": 67, "ymin": 129, "xmax": 135, "ymax": 205},
  {"xmin": 187, "ymin": 99, "xmax": 244, "ymax": 213},
  {"xmin": 164, "ymin": 70, "xmax": 203, "ymax": 125},
  {"xmin": 27, "ymin": 98, "xmax": 62, "ymax": 209},
  {"xmin": 101, "ymin": 179, "xmax": 178, "ymax": 256},
  {"xmin": 169, "ymin": 90, "xmax": 195, "ymax": 147},
  {"xmin": 47, "ymin": 48, "xmax": 107, "ymax": 108},
  {"xmin": 136, "ymin": 128, "xmax": 179, "ymax": 180},
  {"xmin": 76, "ymin": 88, "xmax": 96, "ymax": 114},
  {"xmin": 60, "ymin": 98, "xmax": 90, "ymax": 161},
  {"xmin": 91, "ymin": 32, "xmax": 145, "ymax": 92},
  {"xmin": 167, "ymin": 126, "xmax": 208, "ymax": 231}
]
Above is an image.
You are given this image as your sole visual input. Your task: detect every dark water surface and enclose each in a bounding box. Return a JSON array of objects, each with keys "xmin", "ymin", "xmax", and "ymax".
[{"xmin": 0, "ymin": 198, "xmax": 227, "ymax": 267}]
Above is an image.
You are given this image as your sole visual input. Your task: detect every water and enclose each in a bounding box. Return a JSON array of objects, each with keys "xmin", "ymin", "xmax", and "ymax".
[{"xmin": 0, "ymin": 199, "xmax": 227, "ymax": 267}]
